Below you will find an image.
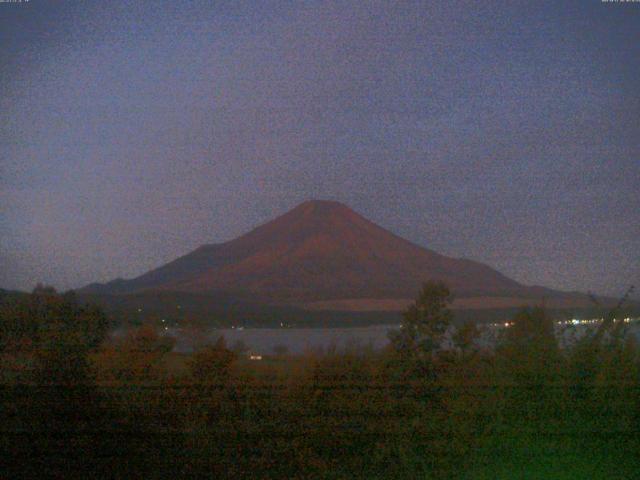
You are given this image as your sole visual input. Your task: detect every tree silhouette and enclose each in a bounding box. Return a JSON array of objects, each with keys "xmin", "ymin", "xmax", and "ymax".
[{"xmin": 389, "ymin": 281, "xmax": 453, "ymax": 358}]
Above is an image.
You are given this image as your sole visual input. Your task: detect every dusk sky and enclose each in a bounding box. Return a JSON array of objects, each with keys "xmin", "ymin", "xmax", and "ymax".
[{"xmin": 1, "ymin": 1, "xmax": 639, "ymax": 298}]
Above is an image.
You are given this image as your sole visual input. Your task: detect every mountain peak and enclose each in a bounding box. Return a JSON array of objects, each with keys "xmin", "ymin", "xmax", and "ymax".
[
  {"xmin": 292, "ymin": 199, "xmax": 355, "ymax": 216},
  {"xmin": 258, "ymin": 200, "xmax": 364, "ymax": 236}
]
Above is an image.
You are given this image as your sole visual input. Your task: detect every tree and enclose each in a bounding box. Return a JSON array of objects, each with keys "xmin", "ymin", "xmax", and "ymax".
[
  {"xmin": 189, "ymin": 336, "xmax": 237, "ymax": 385},
  {"xmin": 0, "ymin": 286, "xmax": 109, "ymax": 384},
  {"xmin": 0, "ymin": 288, "xmax": 111, "ymax": 476},
  {"xmin": 453, "ymin": 322, "xmax": 481, "ymax": 356},
  {"xmin": 94, "ymin": 325, "xmax": 175, "ymax": 384},
  {"xmin": 501, "ymin": 307, "xmax": 558, "ymax": 362},
  {"xmin": 389, "ymin": 281, "xmax": 453, "ymax": 359},
  {"xmin": 496, "ymin": 307, "xmax": 562, "ymax": 421}
]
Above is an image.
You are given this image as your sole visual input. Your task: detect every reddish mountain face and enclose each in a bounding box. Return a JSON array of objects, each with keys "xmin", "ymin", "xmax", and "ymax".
[{"xmin": 82, "ymin": 200, "xmax": 580, "ymax": 307}]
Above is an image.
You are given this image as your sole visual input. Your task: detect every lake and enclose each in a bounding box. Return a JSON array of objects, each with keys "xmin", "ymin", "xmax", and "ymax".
[{"xmin": 159, "ymin": 320, "xmax": 640, "ymax": 355}]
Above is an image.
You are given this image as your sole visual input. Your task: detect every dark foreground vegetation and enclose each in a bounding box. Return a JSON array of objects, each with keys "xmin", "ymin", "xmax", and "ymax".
[{"xmin": 1, "ymin": 284, "xmax": 638, "ymax": 478}]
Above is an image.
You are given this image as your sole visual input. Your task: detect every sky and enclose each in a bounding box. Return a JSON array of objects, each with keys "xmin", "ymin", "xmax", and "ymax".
[{"xmin": 1, "ymin": 0, "xmax": 639, "ymax": 298}]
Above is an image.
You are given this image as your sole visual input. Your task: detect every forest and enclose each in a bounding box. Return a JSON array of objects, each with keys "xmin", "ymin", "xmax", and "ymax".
[{"xmin": 1, "ymin": 284, "xmax": 638, "ymax": 478}]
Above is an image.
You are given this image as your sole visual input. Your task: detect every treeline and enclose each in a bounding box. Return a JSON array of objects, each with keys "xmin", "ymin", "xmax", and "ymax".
[
  {"xmin": 75, "ymin": 289, "xmax": 634, "ymax": 329},
  {"xmin": 1, "ymin": 284, "xmax": 638, "ymax": 478},
  {"xmin": 77, "ymin": 291, "xmax": 404, "ymax": 329}
]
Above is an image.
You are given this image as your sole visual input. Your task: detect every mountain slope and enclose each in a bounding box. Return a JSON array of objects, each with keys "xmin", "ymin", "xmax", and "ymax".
[{"xmin": 81, "ymin": 200, "xmax": 585, "ymax": 307}]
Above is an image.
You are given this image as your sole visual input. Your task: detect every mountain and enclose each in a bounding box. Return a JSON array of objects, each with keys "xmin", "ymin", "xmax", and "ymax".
[{"xmin": 81, "ymin": 200, "xmax": 594, "ymax": 310}]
